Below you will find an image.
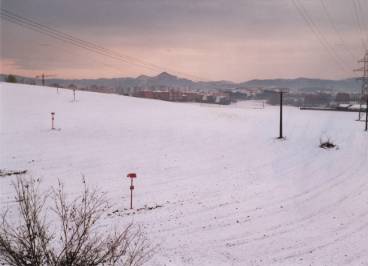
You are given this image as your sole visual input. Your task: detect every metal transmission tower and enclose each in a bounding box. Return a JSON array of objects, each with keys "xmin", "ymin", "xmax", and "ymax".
[
  {"xmin": 35, "ymin": 73, "xmax": 56, "ymax": 86},
  {"xmin": 355, "ymin": 50, "xmax": 368, "ymax": 124}
]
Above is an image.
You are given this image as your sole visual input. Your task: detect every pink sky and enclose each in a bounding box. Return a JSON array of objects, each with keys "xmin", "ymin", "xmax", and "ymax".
[{"xmin": 1, "ymin": 0, "xmax": 367, "ymax": 81}]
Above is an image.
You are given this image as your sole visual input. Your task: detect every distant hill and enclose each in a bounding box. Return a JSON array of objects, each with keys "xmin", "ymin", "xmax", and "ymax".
[
  {"xmin": 0, "ymin": 73, "xmax": 361, "ymax": 92},
  {"xmin": 240, "ymin": 78, "xmax": 360, "ymax": 92}
]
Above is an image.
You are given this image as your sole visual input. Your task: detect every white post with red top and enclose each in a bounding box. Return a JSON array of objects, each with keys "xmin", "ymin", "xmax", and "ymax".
[
  {"xmin": 51, "ymin": 112, "xmax": 55, "ymax": 130},
  {"xmin": 127, "ymin": 173, "xmax": 137, "ymax": 209}
]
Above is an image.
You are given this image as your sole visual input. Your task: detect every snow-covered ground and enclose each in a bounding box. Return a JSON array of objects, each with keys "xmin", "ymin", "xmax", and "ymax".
[{"xmin": 1, "ymin": 82, "xmax": 368, "ymax": 265}]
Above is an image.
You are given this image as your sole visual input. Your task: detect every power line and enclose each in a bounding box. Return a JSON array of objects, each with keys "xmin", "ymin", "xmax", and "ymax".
[
  {"xmin": 352, "ymin": 0, "xmax": 368, "ymax": 50},
  {"xmin": 356, "ymin": 0, "xmax": 368, "ymax": 45},
  {"xmin": 291, "ymin": 0, "xmax": 352, "ymax": 73},
  {"xmin": 319, "ymin": 0, "xmax": 358, "ymax": 59},
  {"xmin": 0, "ymin": 8, "xmax": 208, "ymax": 81},
  {"xmin": 46, "ymin": 41, "xmax": 136, "ymax": 78},
  {"xmin": 1, "ymin": 13, "xmax": 157, "ymax": 72},
  {"xmin": 0, "ymin": 9, "xmax": 207, "ymax": 81},
  {"xmin": 293, "ymin": 0, "xmax": 352, "ymax": 71},
  {"xmin": 1, "ymin": 9, "xmax": 161, "ymax": 73}
]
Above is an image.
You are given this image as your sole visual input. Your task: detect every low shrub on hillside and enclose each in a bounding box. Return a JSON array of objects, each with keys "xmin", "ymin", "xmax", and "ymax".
[
  {"xmin": 0, "ymin": 177, "xmax": 154, "ymax": 266},
  {"xmin": 319, "ymin": 138, "xmax": 337, "ymax": 149}
]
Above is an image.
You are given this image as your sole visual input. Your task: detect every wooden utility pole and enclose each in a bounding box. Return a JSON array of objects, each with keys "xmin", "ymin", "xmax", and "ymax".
[{"xmin": 278, "ymin": 89, "xmax": 288, "ymax": 139}]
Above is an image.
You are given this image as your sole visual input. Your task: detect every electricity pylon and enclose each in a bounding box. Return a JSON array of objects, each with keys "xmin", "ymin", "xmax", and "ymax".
[
  {"xmin": 35, "ymin": 73, "xmax": 56, "ymax": 86},
  {"xmin": 354, "ymin": 50, "xmax": 368, "ymax": 122}
]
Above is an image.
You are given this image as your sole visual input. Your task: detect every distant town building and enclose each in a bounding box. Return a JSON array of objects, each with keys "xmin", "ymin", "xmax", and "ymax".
[
  {"xmin": 129, "ymin": 89, "xmax": 230, "ymax": 105},
  {"xmin": 303, "ymin": 93, "xmax": 332, "ymax": 106},
  {"xmin": 335, "ymin": 93, "xmax": 350, "ymax": 103}
]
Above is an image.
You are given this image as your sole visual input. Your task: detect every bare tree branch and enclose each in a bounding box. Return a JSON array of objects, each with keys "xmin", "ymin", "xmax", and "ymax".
[{"xmin": 0, "ymin": 176, "xmax": 153, "ymax": 266}]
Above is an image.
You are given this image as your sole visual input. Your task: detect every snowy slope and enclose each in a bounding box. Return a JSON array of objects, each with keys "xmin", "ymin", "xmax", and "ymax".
[{"xmin": 1, "ymin": 82, "xmax": 368, "ymax": 265}]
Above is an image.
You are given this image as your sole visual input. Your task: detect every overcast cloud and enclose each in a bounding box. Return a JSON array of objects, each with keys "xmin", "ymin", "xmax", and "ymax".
[{"xmin": 1, "ymin": 0, "xmax": 367, "ymax": 81}]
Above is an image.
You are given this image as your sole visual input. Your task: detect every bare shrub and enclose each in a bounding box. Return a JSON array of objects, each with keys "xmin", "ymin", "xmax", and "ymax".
[
  {"xmin": 319, "ymin": 137, "xmax": 337, "ymax": 149},
  {"xmin": 0, "ymin": 177, "xmax": 153, "ymax": 266}
]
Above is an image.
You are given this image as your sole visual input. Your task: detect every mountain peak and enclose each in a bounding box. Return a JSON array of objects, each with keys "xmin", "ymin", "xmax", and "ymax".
[
  {"xmin": 137, "ymin": 74, "xmax": 150, "ymax": 80},
  {"xmin": 156, "ymin": 72, "xmax": 177, "ymax": 79}
]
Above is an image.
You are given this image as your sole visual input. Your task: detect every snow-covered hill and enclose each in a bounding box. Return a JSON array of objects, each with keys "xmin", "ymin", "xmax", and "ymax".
[{"xmin": 1, "ymin": 82, "xmax": 368, "ymax": 265}]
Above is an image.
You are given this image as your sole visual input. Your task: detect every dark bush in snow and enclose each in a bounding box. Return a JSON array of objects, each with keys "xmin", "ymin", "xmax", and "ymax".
[
  {"xmin": 319, "ymin": 138, "xmax": 336, "ymax": 149},
  {"xmin": 5, "ymin": 74, "xmax": 17, "ymax": 83}
]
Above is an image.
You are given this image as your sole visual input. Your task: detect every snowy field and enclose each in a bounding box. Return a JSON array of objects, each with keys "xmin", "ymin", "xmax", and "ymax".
[{"xmin": 1, "ymin": 82, "xmax": 368, "ymax": 265}]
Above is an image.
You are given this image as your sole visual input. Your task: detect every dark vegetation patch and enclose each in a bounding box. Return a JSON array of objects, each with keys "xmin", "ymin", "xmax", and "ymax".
[
  {"xmin": 319, "ymin": 139, "xmax": 337, "ymax": 149},
  {"xmin": 109, "ymin": 204, "xmax": 163, "ymax": 217},
  {"xmin": 0, "ymin": 169, "xmax": 27, "ymax": 177}
]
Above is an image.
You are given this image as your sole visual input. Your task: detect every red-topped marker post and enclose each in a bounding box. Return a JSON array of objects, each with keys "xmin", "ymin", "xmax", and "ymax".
[
  {"xmin": 51, "ymin": 112, "xmax": 55, "ymax": 130},
  {"xmin": 127, "ymin": 173, "xmax": 137, "ymax": 209}
]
